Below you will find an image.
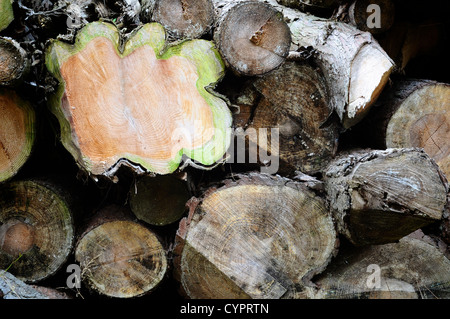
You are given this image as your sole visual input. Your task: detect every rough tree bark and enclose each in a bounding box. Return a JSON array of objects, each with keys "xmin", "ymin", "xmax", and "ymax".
[
  {"xmin": 303, "ymin": 233, "xmax": 450, "ymax": 299},
  {"xmin": 229, "ymin": 61, "xmax": 339, "ymax": 175},
  {"xmin": 75, "ymin": 205, "xmax": 168, "ymax": 298},
  {"xmin": 212, "ymin": 0, "xmax": 291, "ymax": 76},
  {"xmin": 0, "ymin": 89, "xmax": 35, "ymax": 183},
  {"xmin": 364, "ymin": 79, "xmax": 450, "ymax": 178},
  {"xmin": 0, "ymin": 37, "xmax": 29, "ymax": 86},
  {"xmin": 129, "ymin": 173, "xmax": 191, "ymax": 226},
  {"xmin": 45, "ymin": 21, "xmax": 232, "ymax": 177},
  {"xmin": 323, "ymin": 148, "xmax": 448, "ymax": 246},
  {"xmin": 0, "ymin": 179, "xmax": 75, "ymax": 283},
  {"xmin": 260, "ymin": 0, "xmax": 395, "ymax": 128},
  {"xmin": 174, "ymin": 173, "xmax": 338, "ymax": 299},
  {"xmin": 151, "ymin": 0, "xmax": 215, "ymax": 39},
  {"xmin": 0, "ymin": 0, "xmax": 14, "ymax": 32}
]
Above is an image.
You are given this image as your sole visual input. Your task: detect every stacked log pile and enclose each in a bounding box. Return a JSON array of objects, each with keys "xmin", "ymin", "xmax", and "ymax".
[{"xmin": 0, "ymin": 0, "xmax": 448, "ymax": 300}]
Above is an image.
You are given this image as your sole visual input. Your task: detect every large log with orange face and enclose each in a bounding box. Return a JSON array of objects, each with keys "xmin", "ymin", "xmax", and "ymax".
[{"xmin": 45, "ymin": 21, "xmax": 232, "ymax": 177}]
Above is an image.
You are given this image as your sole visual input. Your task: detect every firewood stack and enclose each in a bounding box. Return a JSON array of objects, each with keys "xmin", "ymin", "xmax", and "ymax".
[{"xmin": 0, "ymin": 0, "xmax": 448, "ymax": 300}]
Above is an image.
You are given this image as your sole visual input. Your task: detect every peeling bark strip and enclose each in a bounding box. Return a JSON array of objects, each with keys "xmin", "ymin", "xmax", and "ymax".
[
  {"xmin": 0, "ymin": 89, "xmax": 35, "ymax": 183},
  {"xmin": 213, "ymin": 0, "xmax": 291, "ymax": 76},
  {"xmin": 45, "ymin": 21, "xmax": 232, "ymax": 177},
  {"xmin": 0, "ymin": 37, "xmax": 29, "ymax": 86},
  {"xmin": 75, "ymin": 205, "xmax": 168, "ymax": 298},
  {"xmin": 305, "ymin": 234, "xmax": 450, "ymax": 299},
  {"xmin": 371, "ymin": 80, "xmax": 450, "ymax": 178},
  {"xmin": 0, "ymin": 180, "xmax": 74, "ymax": 283},
  {"xmin": 174, "ymin": 173, "xmax": 338, "ymax": 299},
  {"xmin": 129, "ymin": 174, "xmax": 191, "ymax": 226},
  {"xmin": 231, "ymin": 61, "xmax": 339, "ymax": 175},
  {"xmin": 257, "ymin": 0, "xmax": 395, "ymax": 128},
  {"xmin": 276, "ymin": 0, "xmax": 340, "ymax": 10},
  {"xmin": 323, "ymin": 148, "xmax": 448, "ymax": 246},
  {"xmin": 152, "ymin": 0, "xmax": 215, "ymax": 39},
  {"xmin": 0, "ymin": 0, "xmax": 14, "ymax": 32}
]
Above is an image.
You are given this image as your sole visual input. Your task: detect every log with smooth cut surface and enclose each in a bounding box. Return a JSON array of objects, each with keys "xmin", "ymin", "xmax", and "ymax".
[
  {"xmin": 45, "ymin": 21, "xmax": 232, "ymax": 177},
  {"xmin": 174, "ymin": 173, "xmax": 338, "ymax": 299},
  {"xmin": 75, "ymin": 205, "xmax": 168, "ymax": 298},
  {"xmin": 0, "ymin": 89, "xmax": 35, "ymax": 183},
  {"xmin": 0, "ymin": 180, "xmax": 74, "ymax": 283}
]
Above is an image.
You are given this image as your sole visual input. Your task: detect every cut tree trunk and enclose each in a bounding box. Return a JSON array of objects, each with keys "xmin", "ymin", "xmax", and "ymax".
[
  {"xmin": 0, "ymin": 89, "xmax": 35, "ymax": 183},
  {"xmin": 260, "ymin": 0, "xmax": 395, "ymax": 128},
  {"xmin": 364, "ymin": 79, "xmax": 450, "ymax": 178},
  {"xmin": 229, "ymin": 61, "xmax": 339, "ymax": 175},
  {"xmin": 212, "ymin": 0, "xmax": 291, "ymax": 76},
  {"xmin": 174, "ymin": 173, "xmax": 338, "ymax": 299},
  {"xmin": 0, "ymin": 0, "xmax": 14, "ymax": 32},
  {"xmin": 0, "ymin": 37, "xmax": 29, "ymax": 86},
  {"xmin": 303, "ymin": 233, "xmax": 450, "ymax": 299},
  {"xmin": 45, "ymin": 21, "xmax": 232, "ymax": 177},
  {"xmin": 323, "ymin": 148, "xmax": 448, "ymax": 246},
  {"xmin": 75, "ymin": 205, "xmax": 168, "ymax": 298},
  {"xmin": 151, "ymin": 0, "xmax": 215, "ymax": 39},
  {"xmin": 0, "ymin": 180, "xmax": 75, "ymax": 283},
  {"xmin": 129, "ymin": 173, "xmax": 191, "ymax": 226}
]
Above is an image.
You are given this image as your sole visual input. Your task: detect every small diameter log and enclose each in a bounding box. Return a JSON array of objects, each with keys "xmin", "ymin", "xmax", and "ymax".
[
  {"xmin": 212, "ymin": 0, "xmax": 291, "ymax": 76},
  {"xmin": 129, "ymin": 174, "xmax": 191, "ymax": 226},
  {"xmin": 174, "ymin": 173, "xmax": 337, "ymax": 299},
  {"xmin": 0, "ymin": 0, "xmax": 14, "ymax": 32},
  {"xmin": 0, "ymin": 37, "xmax": 29, "ymax": 86},
  {"xmin": 367, "ymin": 80, "xmax": 450, "ymax": 178},
  {"xmin": 263, "ymin": 0, "xmax": 395, "ymax": 128},
  {"xmin": 346, "ymin": 0, "xmax": 395, "ymax": 34},
  {"xmin": 45, "ymin": 21, "xmax": 232, "ymax": 177},
  {"xmin": 0, "ymin": 180, "xmax": 74, "ymax": 283},
  {"xmin": 231, "ymin": 61, "xmax": 339, "ymax": 175},
  {"xmin": 305, "ymin": 234, "xmax": 450, "ymax": 299},
  {"xmin": 152, "ymin": 0, "xmax": 215, "ymax": 39},
  {"xmin": 323, "ymin": 148, "xmax": 448, "ymax": 246},
  {"xmin": 0, "ymin": 89, "xmax": 35, "ymax": 183},
  {"xmin": 75, "ymin": 205, "xmax": 168, "ymax": 298}
]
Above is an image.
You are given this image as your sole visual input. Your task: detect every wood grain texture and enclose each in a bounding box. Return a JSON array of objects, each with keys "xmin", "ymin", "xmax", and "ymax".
[
  {"xmin": 324, "ymin": 148, "xmax": 448, "ymax": 246},
  {"xmin": 174, "ymin": 173, "xmax": 338, "ymax": 299}
]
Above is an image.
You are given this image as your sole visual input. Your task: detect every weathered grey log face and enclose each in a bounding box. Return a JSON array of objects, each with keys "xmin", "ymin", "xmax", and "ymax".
[
  {"xmin": 175, "ymin": 173, "xmax": 338, "ymax": 299},
  {"xmin": 0, "ymin": 38, "xmax": 29, "ymax": 86},
  {"xmin": 152, "ymin": 0, "xmax": 215, "ymax": 39},
  {"xmin": 324, "ymin": 148, "xmax": 448, "ymax": 246},
  {"xmin": 308, "ymin": 235, "xmax": 450, "ymax": 299},
  {"xmin": 215, "ymin": 1, "xmax": 291, "ymax": 76}
]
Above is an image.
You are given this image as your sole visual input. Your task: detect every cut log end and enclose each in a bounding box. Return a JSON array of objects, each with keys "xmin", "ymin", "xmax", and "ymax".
[
  {"xmin": 152, "ymin": 0, "xmax": 215, "ymax": 39},
  {"xmin": 129, "ymin": 174, "xmax": 191, "ymax": 226},
  {"xmin": 348, "ymin": 0, "xmax": 395, "ymax": 34},
  {"xmin": 0, "ymin": 38, "xmax": 29, "ymax": 87},
  {"xmin": 385, "ymin": 82, "xmax": 450, "ymax": 178},
  {"xmin": 215, "ymin": 2, "xmax": 291, "ymax": 76},
  {"xmin": 46, "ymin": 22, "xmax": 232, "ymax": 177},
  {"xmin": 0, "ymin": 180, "xmax": 74, "ymax": 283},
  {"xmin": 324, "ymin": 148, "xmax": 448, "ymax": 246},
  {"xmin": 75, "ymin": 206, "xmax": 168, "ymax": 298},
  {"xmin": 0, "ymin": 90, "xmax": 35, "ymax": 183},
  {"xmin": 175, "ymin": 173, "xmax": 337, "ymax": 299}
]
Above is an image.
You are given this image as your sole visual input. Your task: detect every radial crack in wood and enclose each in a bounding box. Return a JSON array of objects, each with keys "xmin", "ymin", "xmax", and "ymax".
[
  {"xmin": 0, "ymin": 180, "xmax": 74, "ymax": 283},
  {"xmin": 45, "ymin": 21, "xmax": 232, "ymax": 177},
  {"xmin": 75, "ymin": 205, "xmax": 168, "ymax": 298},
  {"xmin": 174, "ymin": 173, "xmax": 338, "ymax": 299},
  {"xmin": 305, "ymin": 234, "xmax": 450, "ymax": 299},
  {"xmin": 324, "ymin": 148, "xmax": 448, "ymax": 246}
]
